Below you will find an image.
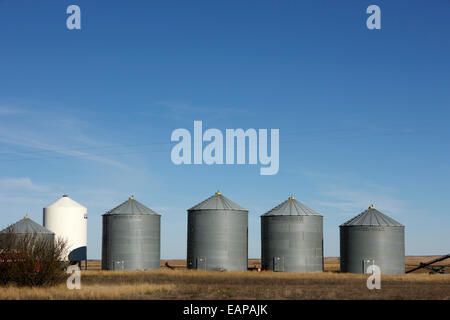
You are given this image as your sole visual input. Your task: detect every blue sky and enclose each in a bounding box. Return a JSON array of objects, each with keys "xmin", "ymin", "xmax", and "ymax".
[{"xmin": 0, "ymin": 1, "xmax": 448, "ymax": 259}]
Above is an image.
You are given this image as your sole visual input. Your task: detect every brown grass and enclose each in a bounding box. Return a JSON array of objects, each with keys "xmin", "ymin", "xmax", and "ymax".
[
  {"xmin": 1, "ymin": 268, "xmax": 449, "ymax": 300},
  {"xmin": 2, "ymin": 256, "xmax": 448, "ymax": 300},
  {"xmin": 0, "ymin": 282, "xmax": 176, "ymax": 300}
]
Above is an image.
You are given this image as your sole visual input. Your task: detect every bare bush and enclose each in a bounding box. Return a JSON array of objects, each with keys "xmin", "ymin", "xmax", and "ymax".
[{"xmin": 0, "ymin": 227, "xmax": 69, "ymax": 287}]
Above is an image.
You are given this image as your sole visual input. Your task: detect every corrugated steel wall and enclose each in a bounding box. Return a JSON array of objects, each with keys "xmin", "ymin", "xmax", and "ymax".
[
  {"xmin": 340, "ymin": 226, "xmax": 405, "ymax": 274},
  {"xmin": 102, "ymin": 214, "xmax": 160, "ymax": 270},
  {"xmin": 187, "ymin": 209, "xmax": 248, "ymax": 271},
  {"xmin": 261, "ymin": 215, "xmax": 323, "ymax": 272}
]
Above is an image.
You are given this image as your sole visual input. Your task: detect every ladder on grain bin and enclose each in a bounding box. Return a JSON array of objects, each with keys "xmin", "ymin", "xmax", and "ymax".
[{"xmin": 406, "ymin": 254, "xmax": 450, "ymax": 274}]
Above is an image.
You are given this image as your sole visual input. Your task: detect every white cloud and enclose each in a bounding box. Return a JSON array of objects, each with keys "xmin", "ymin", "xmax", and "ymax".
[
  {"xmin": 0, "ymin": 177, "xmax": 53, "ymax": 213},
  {"xmin": 0, "ymin": 177, "xmax": 48, "ymax": 192},
  {"xmin": 314, "ymin": 185, "xmax": 406, "ymax": 218},
  {"xmin": 292, "ymin": 168, "xmax": 406, "ymax": 218},
  {"xmin": 0, "ymin": 103, "xmax": 128, "ymax": 169}
]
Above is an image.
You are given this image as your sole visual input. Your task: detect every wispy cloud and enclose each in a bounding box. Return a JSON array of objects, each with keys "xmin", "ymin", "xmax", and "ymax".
[
  {"xmin": 0, "ymin": 177, "xmax": 54, "ymax": 211},
  {"xmin": 313, "ymin": 184, "xmax": 406, "ymax": 219},
  {"xmin": 0, "ymin": 177, "xmax": 49, "ymax": 192},
  {"xmin": 292, "ymin": 169, "xmax": 406, "ymax": 219},
  {"xmin": 0, "ymin": 127, "xmax": 128, "ymax": 168},
  {"xmin": 0, "ymin": 103, "xmax": 128, "ymax": 169}
]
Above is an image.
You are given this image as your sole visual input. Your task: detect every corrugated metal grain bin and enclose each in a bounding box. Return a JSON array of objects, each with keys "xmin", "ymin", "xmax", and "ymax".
[
  {"xmin": 261, "ymin": 196, "xmax": 323, "ymax": 272},
  {"xmin": 340, "ymin": 205, "xmax": 405, "ymax": 274},
  {"xmin": 187, "ymin": 192, "xmax": 248, "ymax": 271},
  {"xmin": 0, "ymin": 216, "xmax": 55, "ymax": 248},
  {"xmin": 102, "ymin": 196, "xmax": 161, "ymax": 271}
]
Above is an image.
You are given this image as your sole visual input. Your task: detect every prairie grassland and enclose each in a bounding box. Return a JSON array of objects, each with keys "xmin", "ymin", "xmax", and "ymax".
[
  {"xmin": 0, "ymin": 282, "xmax": 176, "ymax": 300},
  {"xmin": 1, "ymin": 268, "xmax": 449, "ymax": 300},
  {"xmin": 1, "ymin": 256, "xmax": 448, "ymax": 300}
]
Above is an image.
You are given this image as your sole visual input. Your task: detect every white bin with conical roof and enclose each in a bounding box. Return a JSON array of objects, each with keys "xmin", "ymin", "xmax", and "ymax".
[
  {"xmin": 339, "ymin": 206, "xmax": 405, "ymax": 274},
  {"xmin": 261, "ymin": 196, "xmax": 324, "ymax": 272},
  {"xmin": 187, "ymin": 192, "xmax": 248, "ymax": 271},
  {"xmin": 43, "ymin": 195, "xmax": 87, "ymax": 262},
  {"xmin": 102, "ymin": 197, "xmax": 161, "ymax": 271}
]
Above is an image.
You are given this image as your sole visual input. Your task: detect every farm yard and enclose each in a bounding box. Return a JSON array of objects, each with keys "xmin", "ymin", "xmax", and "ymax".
[{"xmin": 0, "ymin": 256, "xmax": 448, "ymax": 300}]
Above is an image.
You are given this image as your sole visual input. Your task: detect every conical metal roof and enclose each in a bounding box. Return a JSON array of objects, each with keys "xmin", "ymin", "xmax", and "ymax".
[
  {"xmin": 45, "ymin": 195, "xmax": 86, "ymax": 210},
  {"xmin": 1, "ymin": 217, "xmax": 54, "ymax": 234},
  {"xmin": 104, "ymin": 196, "xmax": 160, "ymax": 215},
  {"xmin": 262, "ymin": 196, "xmax": 322, "ymax": 216},
  {"xmin": 340, "ymin": 206, "xmax": 403, "ymax": 227},
  {"xmin": 188, "ymin": 192, "xmax": 247, "ymax": 211}
]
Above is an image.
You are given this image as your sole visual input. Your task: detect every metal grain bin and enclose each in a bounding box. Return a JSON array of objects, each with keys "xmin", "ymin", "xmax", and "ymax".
[
  {"xmin": 102, "ymin": 196, "xmax": 161, "ymax": 271},
  {"xmin": 0, "ymin": 216, "xmax": 55, "ymax": 248},
  {"xmin": 261, "ymin": 196, "xmax": 323, "ymax": 272},
  {"xmin": 43, "ymin": 195, "xmax": 87, "ymax": 263},
  {"xmin": 187, "ymin": 192, "xmax": 248, "ymax": 271},
  {"xmin": 340, "ymin": 206, "xmax": 405, "ymax": 274}
]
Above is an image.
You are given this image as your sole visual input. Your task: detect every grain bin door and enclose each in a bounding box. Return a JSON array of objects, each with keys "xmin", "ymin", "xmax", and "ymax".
[
  {"xmin": 273, "ymin": 257, "xmax": 284, "ymax": 272},
  {"xmin": 363, "ymin": 259, "xmax": 375, "ymax": 274},
  {"xmin": 196, "ymin": 257, "xmax": 206, "ymax": 270},
  {"xmin": 114, "ymin": 260, "xmax": 124, "ymax": 271}
]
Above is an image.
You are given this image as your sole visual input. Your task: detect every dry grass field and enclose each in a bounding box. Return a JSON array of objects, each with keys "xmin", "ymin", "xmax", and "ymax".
[{"xmin": 0, "ymin": 256, "xmax": 448, "ymax": 300}]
